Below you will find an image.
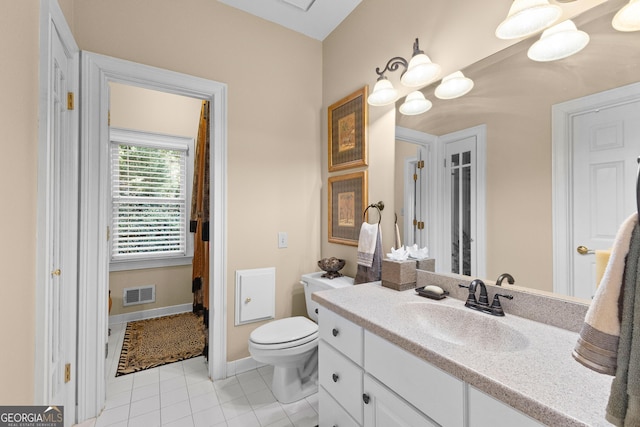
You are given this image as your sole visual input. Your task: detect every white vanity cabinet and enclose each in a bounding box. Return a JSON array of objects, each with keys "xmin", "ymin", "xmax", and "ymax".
[{"xmin": 318, "ymin": 308, "xmax": 545, "ymax": 427}]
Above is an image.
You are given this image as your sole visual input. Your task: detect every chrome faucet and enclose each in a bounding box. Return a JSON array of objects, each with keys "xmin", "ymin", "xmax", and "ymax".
[
  {"xmin": 496, "ymin": 273, "xmax": 515, "ymax": 286},
  {"xmin": 459, "ymin": 279, "xmax": 513, "ymax": 316}
]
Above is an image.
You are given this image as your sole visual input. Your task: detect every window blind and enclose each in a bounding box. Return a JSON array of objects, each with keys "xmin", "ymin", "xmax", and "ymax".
[{"xmin": 111, "ymin": 143, "xmax": 187, "ymax": 260}]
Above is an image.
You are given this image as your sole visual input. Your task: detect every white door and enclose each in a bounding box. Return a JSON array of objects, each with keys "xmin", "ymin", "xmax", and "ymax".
[
  {"xmin": 571, "ymin": 99, "xmax": 640, "ymax": 299},
  {"xmin": 39, "ymin": 2, "xmax": 79, "ymax": 425}
]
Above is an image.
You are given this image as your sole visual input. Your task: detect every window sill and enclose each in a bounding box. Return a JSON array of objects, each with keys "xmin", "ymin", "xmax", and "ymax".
[{"xmin": 109, "ymin": 256, "xmax": 193, "ymax": 272}]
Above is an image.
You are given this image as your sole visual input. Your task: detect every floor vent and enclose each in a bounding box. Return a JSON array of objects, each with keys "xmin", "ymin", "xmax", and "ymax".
[{"xmin": 123, "ymin": 285, "xmax": 155, "ymax": 306}]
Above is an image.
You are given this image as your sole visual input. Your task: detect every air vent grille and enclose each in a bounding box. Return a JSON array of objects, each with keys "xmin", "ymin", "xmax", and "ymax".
[{"xmin": 123, "ymin": 285, "xmax": 156, "ymax": 306}]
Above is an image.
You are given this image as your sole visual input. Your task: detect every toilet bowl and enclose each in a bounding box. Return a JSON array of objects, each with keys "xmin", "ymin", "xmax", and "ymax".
[{"xmin": 248, "ymin": 272, "xmax": 353, "ymax": 403}]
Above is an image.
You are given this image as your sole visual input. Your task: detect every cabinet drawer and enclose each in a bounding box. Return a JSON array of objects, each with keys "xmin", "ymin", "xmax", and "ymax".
[
  {"xmin": 365, "ymin": 331, "xmax": 465, "ymax": 427},
  {"xmin": 319, "ymin": 386, "xmax": 360, "ymax": 427},
  {"xmin": 319, "ymin": 308, "xmax": 363, "ymax": 365},
  {"xmin": 319, "ymin": 340, "xmax": 363, "ymax": 424}
]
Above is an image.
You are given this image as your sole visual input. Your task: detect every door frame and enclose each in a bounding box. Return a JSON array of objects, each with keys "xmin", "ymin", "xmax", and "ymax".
[
  {"xmin": 396, "ymin": 127, "xmax": 437, "ymax": 265},
  {"xmin": 78, "ymin": 51, "xmax": 228, "ymax": 420},
  {"xmin": 552, "ymin": 81, "xmax": 640, "ymax": 295},
  {"xmin": 36, "ymin": 0, "xmax": 79, "ymax": 418}
]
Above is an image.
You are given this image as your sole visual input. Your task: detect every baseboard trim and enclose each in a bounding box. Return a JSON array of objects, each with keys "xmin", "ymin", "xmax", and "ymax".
[
  {"xmin": 109, "ymin": 303, "xmax": 193, "ymax": 326},
  {"xmin": 227, "ymin": 356, "xmax": 266, "ymax": 377}
]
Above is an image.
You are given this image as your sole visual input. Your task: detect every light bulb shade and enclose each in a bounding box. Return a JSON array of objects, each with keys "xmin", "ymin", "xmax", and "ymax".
[
  {"xmin": 400, "ymin": 53, "xmax": 442, "ymax": 87},
  {"xmin": 613, "ymin": 0, "xmax": 640, "ymax": 32},
  {"xmin": 496, "ymin": 0, "xmax": 562, "ymax": 40},
  {"xmin": 435, "ymin": 71, "xmax": 475, "ymax": 99},
  {"xmin": 527, "ymin": 20, "xmax": 589, "ymax": 62},
  {"xmin": 367, "ymin": 78, "xmax": 398, "ymax": 106},
  {"xmin": 399, "ymin": 91, "xmax": 432, "ymax": 115}
]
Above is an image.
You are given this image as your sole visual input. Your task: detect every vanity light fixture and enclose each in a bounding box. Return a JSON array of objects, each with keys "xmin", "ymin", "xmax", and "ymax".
[
  {"xmin": 435, "ymin": 71, "xmax": 475, "ymax": 99},
  {"xmin": 399, "ymin": 91, "xmax": 433, "ymax": 115},
  {"xmin": 527, "ymin": 20, "xmax": 589, "ymax": 61},
  {"xmin": 612, "ymin": 0, "xmax": 640, "ymax": 32},
  {"xmin": 496, "ymin": 0, "xmax": 562, "ymax": 40},
  {"xmin": 367, "ymin": 38, "xmax": 441, "ymax": 107}
]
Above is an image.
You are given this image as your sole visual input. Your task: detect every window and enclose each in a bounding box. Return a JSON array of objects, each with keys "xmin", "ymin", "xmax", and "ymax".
[{"xmin": 110, "ymin": 128, "xmax": 194, "ymax": 271}]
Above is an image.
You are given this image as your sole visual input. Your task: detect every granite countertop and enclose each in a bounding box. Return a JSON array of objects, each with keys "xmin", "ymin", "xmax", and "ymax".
[{"xmin": 312, "ymin": 282, "xmax": 613, "ymax": 427}]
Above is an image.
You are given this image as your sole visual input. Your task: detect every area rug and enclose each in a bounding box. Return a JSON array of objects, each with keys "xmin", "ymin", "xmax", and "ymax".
[{"xmin": 116, "ymin": 312, "xmax": 205, "ymax": 376}]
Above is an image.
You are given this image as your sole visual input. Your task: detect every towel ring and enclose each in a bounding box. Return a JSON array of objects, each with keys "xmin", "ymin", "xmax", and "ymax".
[{"xmin": 363, "ymin": 201, "xmax": 384, "ymax": 224}]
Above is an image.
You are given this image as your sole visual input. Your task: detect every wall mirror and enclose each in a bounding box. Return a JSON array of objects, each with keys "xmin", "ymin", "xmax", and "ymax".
[{"xmin": 395, "ymin": 1, "xmax": 640, "ymax": 299}]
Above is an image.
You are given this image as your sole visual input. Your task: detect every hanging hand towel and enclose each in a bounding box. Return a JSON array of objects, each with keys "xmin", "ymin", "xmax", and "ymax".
[
  {"xmin": 357, "ymin": 222, "xmax": 379, "ymax": 268},
  {"xmin": 355, "ymin": 224, "xmax": 382, "ymax": 285},
  {"xmin": 573, "ymin": 213, "xmax": 638, "ymax": 375},
  {"xmin": 605, "ymin": 221, "xmax": 640, "ymax": 426}
]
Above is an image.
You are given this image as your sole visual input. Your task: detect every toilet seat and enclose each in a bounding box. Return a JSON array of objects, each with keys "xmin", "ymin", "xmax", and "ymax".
[{"xmin": 249, "ymin": 316, "xmax": 318, "ymax": 350}]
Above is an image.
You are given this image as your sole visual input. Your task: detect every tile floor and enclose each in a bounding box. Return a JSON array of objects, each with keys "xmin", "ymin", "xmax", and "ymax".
[{"xmin": 82, "ymin": 322, "xmax": 319, "ymax": 427}]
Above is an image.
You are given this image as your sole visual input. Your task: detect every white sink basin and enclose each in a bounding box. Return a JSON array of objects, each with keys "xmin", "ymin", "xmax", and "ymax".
[{"xmin": 398, "ymin": 302, "xmax": 529, "ymax": 352}]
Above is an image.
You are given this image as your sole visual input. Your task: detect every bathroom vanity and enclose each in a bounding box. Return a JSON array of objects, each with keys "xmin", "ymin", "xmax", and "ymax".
[{"xmin": 313, "ymin": 275, "xmax": 612, "ymax": 427}]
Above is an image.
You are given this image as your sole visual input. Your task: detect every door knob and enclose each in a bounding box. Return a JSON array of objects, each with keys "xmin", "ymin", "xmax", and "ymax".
[
  {"xmin": 577, "ymin": 245, "xmax": 594, "ymax": 255},
  {"xmin": 52, "ymin": 269, "xmax": 61, "ymax": 276}
]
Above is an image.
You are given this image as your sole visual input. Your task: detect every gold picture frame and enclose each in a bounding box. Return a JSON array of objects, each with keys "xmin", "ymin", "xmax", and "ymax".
[
  {"xmin": 328, "ymin": 171, "xmax": 368, "ymax": 246},
  {"xmin": 328, "ymin": 86, "xmax": 368, "ymax": 172}
]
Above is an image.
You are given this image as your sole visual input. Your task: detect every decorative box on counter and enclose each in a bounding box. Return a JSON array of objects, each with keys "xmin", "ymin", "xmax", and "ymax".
[{"xmin": 381, "ymin": 259, "xmax": 417, "ymax": 291}]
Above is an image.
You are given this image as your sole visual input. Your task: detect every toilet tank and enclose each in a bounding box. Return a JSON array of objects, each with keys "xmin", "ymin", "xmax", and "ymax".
[{"xmin": 301, "ymin": 272, "xmax": 353, "ymax": 322}]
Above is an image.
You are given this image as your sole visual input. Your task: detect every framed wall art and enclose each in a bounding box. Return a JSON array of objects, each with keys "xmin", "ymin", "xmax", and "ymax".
[
  {"xmin": 328, "ymin": 171, "xmax": 368, "ymax": 246},
  {"xmin": 328, "ymin": 86, "xmax": 368, "ymax": 172}
]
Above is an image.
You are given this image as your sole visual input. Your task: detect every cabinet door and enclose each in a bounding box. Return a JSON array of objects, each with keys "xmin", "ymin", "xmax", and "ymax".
[
  {"xmin": 468, "ymin": 386, "xmax": 544, "ymax": 427},
  {"xmin": 363, "ymin": 375, "xmax": 439, "ymax": 427},
  {"xmin": 319, "ymin": 386, "xmax": 360, "ymax": 427}
]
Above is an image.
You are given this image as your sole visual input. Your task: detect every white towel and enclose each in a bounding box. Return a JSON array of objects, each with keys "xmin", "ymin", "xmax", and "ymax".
[
  {"xmin": 573, "ymin": 213, "xmax": 638, "ymax": 375},
  {"xmin": 357, "ymin": 222, "xmax": 379, "ymax": 268}
]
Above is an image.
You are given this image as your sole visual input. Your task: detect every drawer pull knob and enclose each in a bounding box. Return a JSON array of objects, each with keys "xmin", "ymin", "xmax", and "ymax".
[
  {"xmin": 332, "ymin": 373, "xmax": 339, "ymax": 382},
  {"xmin": 363, "ymin": 393, "xmax": 370, "ymax": 404},
  {"xmin": 332, "ymin": 328, "xmax": 339, "ymax": 337},
  {"xmin": 315, "ymin": 308, "xmax": 319, "ymax": 314}
]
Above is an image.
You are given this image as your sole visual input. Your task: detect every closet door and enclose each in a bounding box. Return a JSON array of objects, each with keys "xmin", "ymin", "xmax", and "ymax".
[{"xmin": 38, "ymin": 1, "xmax": 80, "ymax": 425}]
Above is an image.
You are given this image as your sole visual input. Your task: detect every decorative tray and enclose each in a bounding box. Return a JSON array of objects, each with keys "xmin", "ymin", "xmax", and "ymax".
[{"xmin": 415, "ymin": 286, "xmax": 449, "ymax": 300}]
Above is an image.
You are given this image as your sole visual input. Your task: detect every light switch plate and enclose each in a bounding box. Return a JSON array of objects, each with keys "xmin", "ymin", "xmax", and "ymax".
[{"xmin": 278, "ymin": 232, "xmax": 288, "ymax": 248}]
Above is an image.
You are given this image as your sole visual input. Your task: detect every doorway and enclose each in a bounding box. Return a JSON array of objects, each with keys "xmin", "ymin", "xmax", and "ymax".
[
  {"xmin": 77, "ymin": 52, "xmax": 228, "ymax": 421},
  {"xmin": 107, "ymin": 83, "xmax": 205, "ymax": 376}
]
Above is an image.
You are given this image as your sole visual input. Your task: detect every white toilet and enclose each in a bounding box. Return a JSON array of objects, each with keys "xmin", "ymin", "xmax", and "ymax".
[{"xmin": 248, "ymin": 272, "xmax": 353, "ymax": 403}]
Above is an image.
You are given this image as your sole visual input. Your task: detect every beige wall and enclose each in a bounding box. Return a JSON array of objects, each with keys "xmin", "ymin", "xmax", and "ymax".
[
  {"xmin": 108, "ymin": 83, "xmax": 201, "ymax": 316},
  {"xmin": 109, "ymin": 267, "xmax": 192, "ymax": 315},
  {"xmin": 0, "ymin": 0, "xmax": 39, "ymax": 405}
]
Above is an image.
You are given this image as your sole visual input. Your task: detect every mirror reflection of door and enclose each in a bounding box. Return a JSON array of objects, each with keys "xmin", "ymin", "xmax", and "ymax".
[
  {"xmin": 553, "ymin": 83, "xmax": 640, "ymax": 299},
  {"xmin": 396, "ymin": 125, "xmax": 486, "ymax": 278},
  {"xmin": 402, "ymin": 146, "xmax": 428, "ymax": 248}
]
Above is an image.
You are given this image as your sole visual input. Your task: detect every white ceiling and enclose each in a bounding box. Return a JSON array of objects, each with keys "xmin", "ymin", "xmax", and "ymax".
[{"xmin": 218, "ymin": 0, "xmax": 362, "ymax": 41}]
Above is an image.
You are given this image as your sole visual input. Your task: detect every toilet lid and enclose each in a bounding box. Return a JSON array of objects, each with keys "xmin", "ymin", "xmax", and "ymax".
[{"xmin": 250, "ymin": 316, "xmax": 318, "ymax": 345}]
